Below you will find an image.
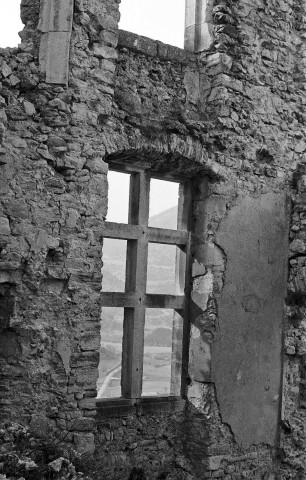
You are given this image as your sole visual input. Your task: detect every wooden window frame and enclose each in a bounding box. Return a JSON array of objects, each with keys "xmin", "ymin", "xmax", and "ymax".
[{"xmin": 98, "ymin": 164, "xmax": 192, "ymax": 402}]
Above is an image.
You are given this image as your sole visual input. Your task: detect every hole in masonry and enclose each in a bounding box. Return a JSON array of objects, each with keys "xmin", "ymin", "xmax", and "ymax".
[
  {"xmin": 0, "ymin": 0, "xmax": 24, "ymax": 48},
  {"xmin": 119, "ymin": 0, "xmax": 185, "ymax": 48}
]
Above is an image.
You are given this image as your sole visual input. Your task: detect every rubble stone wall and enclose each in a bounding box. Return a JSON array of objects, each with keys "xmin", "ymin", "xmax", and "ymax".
[{"xmin": 0, "ymin": 0, "xmax": 305, "ymax": 479}]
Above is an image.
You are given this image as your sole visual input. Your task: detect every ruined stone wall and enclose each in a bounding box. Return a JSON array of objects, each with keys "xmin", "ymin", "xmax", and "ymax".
[
  {"xmin": 199, "ymin": 1, "xmax": 306, "ymax": 477},
  {"xmin": 0, "ymin": 0, "xmax": 305, "ymax": 479}
]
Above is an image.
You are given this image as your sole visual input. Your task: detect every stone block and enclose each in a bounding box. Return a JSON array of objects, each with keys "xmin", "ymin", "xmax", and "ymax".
[
  {"xmin": 0, "ymin": 217, "xmax": 10, "ymax": 235},
  {"xmin": 73, "ymin": 432, "xmax": 95, "ymax": 454},
  {"xmin": 290, "ymin": 239, "xmax": 306, "ymax": 255},
  {"xmin": 71, "ymin": 417, "xmax": 95, "ymax": 431},
  {"xmin": 78, "ymin": 397, "xmax": 96, "ymax": 410},
  {"xmin": 80, "ymin": 332, "xmax": 100, "ymax": 351},
  {"xmin": 206, "ymin": 52, "xmax": 233, "ymax": 75},
  {"xmin": 208, "ymin": 456, "xmax": 223, "ymax": 471},
  {"xmin": 5, "ymin": 201, "xmax": 29, "ymax": 219},
  {"xmin": 92, "ymin": 44, "xmax": 118, "ymax": 60},
  {"xmin": 85, "ymin": 158, "xmax": 108, "ymax": 174},
  {"xmin": 97, "ymin": 14, "xmax": 118, "ymax": 32},
  {"xmin": 118, "ymin": 30, "xmax": 158, "ymax": 57},
  {"xmin": 23, "ymin": 101, "xmax": 36, "ymax": 116},
  {"xmin": 99, "ymin": 30, "xmax": 118, "ymax": 47}
]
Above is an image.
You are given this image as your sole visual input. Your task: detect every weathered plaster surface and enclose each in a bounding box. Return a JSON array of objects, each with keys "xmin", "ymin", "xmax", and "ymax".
[{"xmin": 213, "ymin": 193, "xmax": 288, "ymax": 448}]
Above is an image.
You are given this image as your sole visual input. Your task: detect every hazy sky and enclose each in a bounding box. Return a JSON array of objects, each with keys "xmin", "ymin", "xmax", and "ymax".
[
  {"xmin": 0, "ymin": 0, "xmax": 23, "ymax": 47},
  {"xmin": 0, "ymin": 0, "xmax": 185, "ymax": 48},
  {"xmin": 108, "ymin": 172, "xmax": 179, "ymax": 222},
  {"xmin": 119, "ymin": 0, "xmax": 185, "ymax": 48}
]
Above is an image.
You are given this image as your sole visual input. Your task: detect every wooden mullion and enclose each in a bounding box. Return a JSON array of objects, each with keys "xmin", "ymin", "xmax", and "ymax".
[
  {"xmin": 122, "ymin": 171, "xmax": 150, "ymax": 399},
  {"xmin": 177, "ymin": 181, "xmax": 193, "ymax": 231},
  {"xmin": 128, "ymin": 171, "xmax": 150, "ymax": 226},
  {"xmin": 170, "ymin": 310, "xmax": 184, "ymax": 396},
  {"xmin": 180, "ymin": 230, "xmax": 193, "ymax": 397},
  {"xmin": 150, "ymin": 172, "xmax": 193, "ymax": 183},
  {"xmin": 107, "ymin": 162, "xmax": 150, "ymax": 174},
  {"xmin": 171, "ymin": 181, "xmax": 193, "ymax": 396},
  {"xmin": 121, "ymin": 307, "xmax": 146, "ymax": 398},
  {"xmin": 125, "ymin": 172, "xmax": 150, "ymax": 293}
]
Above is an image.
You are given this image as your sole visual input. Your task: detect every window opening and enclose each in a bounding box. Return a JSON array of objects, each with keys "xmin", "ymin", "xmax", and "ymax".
[
  {"xmin": 148, "ymin": 178, "xmax": 179, "ymax": 229},
  {"xmin": 97, "ymin": 167, "xmax": 192, "ymax": 401},
  {"xmin": 142, "ymin": 308, "xmax": 183, "ymax": 397},
  {"xmin": 0, "ymin": 0, "xmax": 23, "ymax": 48},
  {"xmin": 119, "ymin": 0, "xmax": 185, "ymax": 49},
  {"xmin": 97, "ymin": 307, "xmax": 124, "ymax": 399},
  {"xmin": 147, "ymin": 243, "xmax": 180, "ymax": 295},
  {"xmin": 107, "ymin": 171, "xmax": 130, "ymax": 223},
  {"xmin": 102, "ymin": 239, "xmax": 127, "ymax": 292}
]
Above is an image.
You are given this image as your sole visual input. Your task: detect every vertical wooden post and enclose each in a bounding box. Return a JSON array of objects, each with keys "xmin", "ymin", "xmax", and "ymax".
[
  {"xmin": 171, "ymin": 182, "xmax": 193, "ymax": 396},
  {"xmin": 121, "ymin": 172, "xmax": 150, "ymax": 398}
]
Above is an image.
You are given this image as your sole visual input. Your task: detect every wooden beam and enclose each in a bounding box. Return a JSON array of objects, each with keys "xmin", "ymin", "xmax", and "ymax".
[
  {"xmin": 100, "ymin": 292, "xmax": 141, "ymax": 308},
  {"xmin": 144, "ymin": 294, "xmax": 185, "ymax": 309},
  {"xmin": 100, "ymin": 293, "xmax": 185, "ymax": 309},
  {"xmin": 129, "ymin": 171, "xmax": 150, "ymax": 226},
  {"xmin": 122, "ymin": 308, "xmax": 146, "ymax": 398},
  {"xmin": 100, "ymin": 223, "xmax": 188, "ymax": 245},
  {"xmin": 170, "ymin": 310, "xmax": 184, "ymax": 396},
  {"xmin": 173, "ymin": 181, "xmax": 193, "ymax": 397},
  {"xmin": 122, "ymin": 171, "xmax": 150, "ymax": 398},
  {"xmin": 101, "ymin": 222, "xmax": 142, "ymax": 240},
  {"xmin": 147, "ymin": 227, "xmax": 188, "ymax": 245}
]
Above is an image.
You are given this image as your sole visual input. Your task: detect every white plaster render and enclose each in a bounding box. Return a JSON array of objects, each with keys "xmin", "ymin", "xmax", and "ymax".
[
  {"xmin": 38, "ymin": 0, "xmax": 74, "ymax": 84},
  {"xmin": 185, "ymin": 0, "xmax": 214, "ymax": 52}
]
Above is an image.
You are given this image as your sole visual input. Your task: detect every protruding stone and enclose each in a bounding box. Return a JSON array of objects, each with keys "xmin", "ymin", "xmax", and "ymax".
[
  {"xmin": 85, "ymin": 158, "xmax": 108, "ymax": 174},
  {"xmin": 0, "ymin": 217, "xmax": 10, "ymax": 235}
]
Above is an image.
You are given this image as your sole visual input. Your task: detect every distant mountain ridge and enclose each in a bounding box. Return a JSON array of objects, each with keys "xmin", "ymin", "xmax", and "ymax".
[{"xmin": 149, "ymin": 205, "xmax": 177, "ymax": 230}]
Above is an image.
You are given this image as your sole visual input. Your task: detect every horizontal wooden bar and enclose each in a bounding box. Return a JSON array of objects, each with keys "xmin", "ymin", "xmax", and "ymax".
[
  {"xmin": 149, "ymin": 172, "xmax": 192, "ymax": 183},
  {"xmin": 101, "ymin": 222, "xmax": 142, "ymax": 240},
  {"xmin": 101, "ymin": 292, "xmax": 141, "ymax": 307},
  {"xmin": 100, "ymin": 292, "xmax": 185, "ymax": 310},
  {"xmin": 144, "ymin": 294, "xmax": 185, "ymax": 309},
  {"xmin": 147, "ymin": 227, "xmax": 188, "ymax": 245},
  {"xmin": 100, "ymin": 223, "xmax": 188, "ymax": 245},
  {"xmin": 107, "ymin": 162, "xmax": 151, "ymax": 173}
]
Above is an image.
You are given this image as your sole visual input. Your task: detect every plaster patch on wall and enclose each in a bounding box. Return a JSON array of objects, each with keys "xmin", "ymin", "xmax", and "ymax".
[
  {"xmin": 211, "ymin": 192, "xmax": 288, "ymax": 448},
  {"xmin": 54, "ymin": 335, "xmax": 71, "ymax": 375}
]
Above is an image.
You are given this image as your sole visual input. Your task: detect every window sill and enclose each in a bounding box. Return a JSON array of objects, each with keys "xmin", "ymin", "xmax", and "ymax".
[{"xmin": 96, "ymin": 396, "xmax": 186, "ymax": 417}]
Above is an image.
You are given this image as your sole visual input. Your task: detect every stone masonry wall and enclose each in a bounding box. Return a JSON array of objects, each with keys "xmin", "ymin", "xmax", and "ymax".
[{"xmin": 0, "ymin": 0, "xmax": 305, "ymax": 479}]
